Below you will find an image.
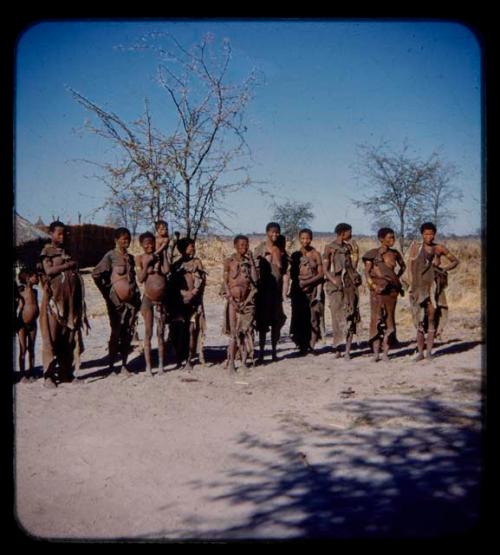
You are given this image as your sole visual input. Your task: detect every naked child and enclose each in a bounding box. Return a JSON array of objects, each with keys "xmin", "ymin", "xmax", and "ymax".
[{"xmin": 16, "ymin": 268, "xmax": 40, "ymax": 382}]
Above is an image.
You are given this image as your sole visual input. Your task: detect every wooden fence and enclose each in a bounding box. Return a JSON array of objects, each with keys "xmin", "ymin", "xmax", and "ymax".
[{"xmin": 16, "ymin": 224, "xmax": 116, "ymax": 271}]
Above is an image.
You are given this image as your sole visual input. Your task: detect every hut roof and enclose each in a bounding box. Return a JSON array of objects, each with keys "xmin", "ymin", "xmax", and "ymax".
[{"xmin": 15, "ymin": 213, "xmax": 50, "ymax": 246}]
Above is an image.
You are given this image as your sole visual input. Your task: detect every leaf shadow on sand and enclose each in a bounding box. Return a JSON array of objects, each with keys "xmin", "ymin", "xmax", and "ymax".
[{"xmin": 136, "ymin": 397, "xmax": 482, "ymax": 541}]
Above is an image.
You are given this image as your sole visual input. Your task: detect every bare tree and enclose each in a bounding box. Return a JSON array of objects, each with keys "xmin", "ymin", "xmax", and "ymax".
[
  {"xmin": 421, "ymin": 158, "xmax": 463, "ymax": 231},
  {"xmin": 69, "ymin": 94, "xmax": 177, "ymax": 229},
  {"xmin": 104, "ymin": 188, "xmax": 146, "ymax": 238},
  {"xmin": 70, "ymin": 33, "xmax": 260, "ymax": 239},
  {"xmin": 272, "ymin": 200, "xmax": 314, "ymax": 241},
  {"xmin": 352, "ymin": 142, "xmax": 457, "ymax": 253}
]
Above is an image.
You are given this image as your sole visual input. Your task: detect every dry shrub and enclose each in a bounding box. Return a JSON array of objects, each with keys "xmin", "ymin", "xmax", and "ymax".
[{"xmin": 83, "ymin": 235, "xmax": 482, "ymax": 323}]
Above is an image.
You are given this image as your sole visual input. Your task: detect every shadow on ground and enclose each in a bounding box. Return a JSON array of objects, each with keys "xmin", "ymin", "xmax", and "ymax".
[{"xmin": 137, "ymin": 396, "xmax": 482, "ymax": 540}]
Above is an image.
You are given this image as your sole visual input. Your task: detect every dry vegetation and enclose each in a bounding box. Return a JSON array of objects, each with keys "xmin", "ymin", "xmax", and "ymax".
[{"xmin": 96, "ymin": 235, "xmax": 481, "ymax": 343}]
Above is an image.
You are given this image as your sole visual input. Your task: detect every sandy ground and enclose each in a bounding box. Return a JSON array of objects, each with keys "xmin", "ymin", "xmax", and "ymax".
[{"xmin": 13, "ymin": 271, "xmax": 484, "ymax": 541}]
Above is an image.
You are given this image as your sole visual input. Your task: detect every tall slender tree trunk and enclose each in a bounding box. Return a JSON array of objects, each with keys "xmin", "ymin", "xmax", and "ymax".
[
  {"xmin": 185, "ymin": 178, "xmax": 191, "ymax": 239},
  {"xmin": 399, "ymin": 213, "xmax": 406, "ymax": 255}
]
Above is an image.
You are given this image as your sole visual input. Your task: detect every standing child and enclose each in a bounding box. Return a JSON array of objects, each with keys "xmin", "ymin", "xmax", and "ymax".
[
  {"xmin": 16, "ymin": 268, "xmax": 40, "ymax": 382},
  {"xmin": 92, "ymin": 227, "xmax": 141, "ymax": 377},
  {"xmin": 222, "ymin": 235, "xmax": 259, "ymax": 373},
  {"xmin": 323, "ymin": 223, "xmax": 362, "ymax": 359},
  {"xmin": 289, "ymin": 229, "xmax": 325, "ymax": 355},
  {"xmin": 407, "ymin": 222, "xmax": 459, "ymax": 360},
  {"xmin": 136, "ymin": 231, "xmax": 170, "ymax": 375},
  {"xmin": 39, "ymin": 221, "xmax": 87, "ymax": 387},
  {"xmin": 362, "ymin": 228, "xmax": 406, "ymax": 362},
  {"xmin": 253, "ymin": 222, "xmax": 288, "ymax": 363},
  {"xmin": 168, "ymin": 238, "xmax": 206, "ymax": 370}
]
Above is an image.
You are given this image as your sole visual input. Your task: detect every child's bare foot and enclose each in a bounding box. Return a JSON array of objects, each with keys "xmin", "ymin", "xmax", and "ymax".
[
  {"xmin": 121, "ymin": 366, "xmax": 133, "ymax": 378},
  {"xmin": 43, "ymin": 377, "xmax": 57, "ymax": 389},
  {"xmin": 381, "ymin": 353, "xmax": 390, "ymax": 362},
  {"xmin": 414, "ymin": 353, "xmax": 425, "ymax": 362}
]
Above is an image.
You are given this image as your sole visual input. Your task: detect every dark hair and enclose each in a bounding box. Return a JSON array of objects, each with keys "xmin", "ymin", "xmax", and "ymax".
[
  {"xmin": 420, "ymin": 221, "xmax": 437, "ymax": 234},
  {"xmin": 49, "ymin": 220, "xmax": 65, "ymax": 233},
  {"xmin": 234, "ymin": 234, "xmax": 249, "ymax": 245},
  {"xmin": 266, "ymin": 222, "xmax": 281, "ymax": 233},
  {"xmin": 155, "ymin": 220, "xmax": 168, "ymax": 230},
  {"xmin": 299, "ymin": 228, "xmax": 313, "ymax": 239},
  {"xmin": 18, "ymin": 267, "xmax": 37, "ymax": 284},
  {"xmin": 139, "ymin": 231, "xmax": 155, "ymax": 244},
  {"xmin": 334, "ymin": 223, "xmax": 352, "ymax": 235},
  {"xmin": 377, "ymin": 227, "xmax": 395, "ymax": 240},
  {"xmin": 114, "ymin": 227, "xmax": 131, "ymax": 240},
  {"xmin": 176, "ymin": 237, "xmax": 195, "ymax": 254}
]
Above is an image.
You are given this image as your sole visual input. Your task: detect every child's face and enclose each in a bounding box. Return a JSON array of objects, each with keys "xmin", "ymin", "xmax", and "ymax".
[
  {"xmin": 380, "ymin": 233, "xmax": 396, "ymax": 248},
  {"xmin": 341, "ymin": 229, "xmax": 352, "ymax": 241},
  {"xmin": 267, "ymin": 227, "xmax": 280, "ymax": 244},
  {"xmin": 156, "ymin": 224, "xmax": 168, "ymax": 238},
  {"xmin": 299, "ymin": 232, "xmax": 312, "ymax": 248},
  {"xmin": 185, "ymin": 243, "xmax": 195, "ymax": 257},
  {"xmin": 50, "ymin": 226, "xmax": 65, "ymax": 246},
  {"xmin": 142, "ymin": 237, "xmax": 155, "ymax": 254},
  {"xmin": 115, "ymin": 234, "xmax": 131, "ymax": 250},
  {"xmin": 28, "ymin": 274, "xmax": 39, "ymax": 285},
  {"xmin": 422, "ymin": 229, "xmax": 435, "ymax": 245},
  {"xmin": 235, "ymin": 239, "xmax": 249, "ymax": 256}
]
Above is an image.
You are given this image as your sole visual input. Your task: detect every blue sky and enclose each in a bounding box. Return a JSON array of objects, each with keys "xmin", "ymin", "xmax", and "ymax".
[{"xmin": 15, "ymin": 19, "xmax": 482, "ymax": 235}]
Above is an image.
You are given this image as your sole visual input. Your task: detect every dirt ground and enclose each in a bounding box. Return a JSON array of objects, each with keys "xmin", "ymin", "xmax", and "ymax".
[{"xmin": 13, "ymin": 267, "xmax": 484, "ymax": 541}]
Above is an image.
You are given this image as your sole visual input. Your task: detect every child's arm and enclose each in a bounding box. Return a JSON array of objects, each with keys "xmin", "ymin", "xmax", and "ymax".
[
  {"xmin": 437, "ymin": 244, "xmax": 459, "ymax": 271},
  {"xmin": 42, "ymin": 255, "xmax": 76, "ymax": 278},
  {"xmin": 135, "ymin": 254, "xmax": 150, "ymax": 284},
  {"xmin": 322, "ymin": 245, "xmax": 337, "ymax": 285},
  {"xmin": 221, "ymin": 257, "xmax": 231, "ymax": 299},
  {"xmin": 91, "ymin": 252, "xmax": 113, "ymax": 296}
]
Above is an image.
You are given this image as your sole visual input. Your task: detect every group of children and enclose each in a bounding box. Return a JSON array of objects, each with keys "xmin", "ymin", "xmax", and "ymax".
[{"xmin": 15, "ymin": 219, "xmax": 459, "ymax": 386}]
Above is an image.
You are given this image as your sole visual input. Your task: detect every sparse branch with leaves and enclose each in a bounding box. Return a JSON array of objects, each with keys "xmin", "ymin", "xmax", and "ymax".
[
  {"xmin": 70, "ymin": 32, "xmax": 260, "ymax": 239},
  {"xmin": 352, "ymin": 142, "xmax": 462, "ymax": 253}
]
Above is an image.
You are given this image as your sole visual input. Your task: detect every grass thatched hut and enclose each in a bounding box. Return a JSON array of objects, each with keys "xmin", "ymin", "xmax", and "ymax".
[{"xmin": 15, "ymin": 213, "xmax": 51, "ymax": 271}]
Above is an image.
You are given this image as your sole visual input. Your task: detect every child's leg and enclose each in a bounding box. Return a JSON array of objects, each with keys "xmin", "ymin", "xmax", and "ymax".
[
  {"xmin": 345, "ymin": 331, "xmax": 353, "ymax": 359},
  {"xmin": 426, "ymin": 303, "xmax": 436, "ymax": 359},
  {"xmin": 141, "ymin": 305, "xmax": 154, "ymax": 374},
  {"xmin": 271, "ymin": 324, "xmax": 280, "ymax": 361},
  {"xmin": 157, "ymin": 315, "xmax": 166, "ymax": 372},
  {"xmin": 185, "ymin": 321, "xmax": 197, "ymax": 370},
  {"xmin": 28, "ymin": 325, "xmax": 37, "ymax": 376},
  {"xmin": 107, "ymin": 308, "xmax": 121, "ymax": 373},
  {"xmin": 372, "ymin": 338, "xmax": 381, "ymax": 362},
  {"xmin": 227, "ymin": 304, "xmax": 238, "ymax": 373},
  {"xmin": 18, "ymin": 327, "xmax": 27, "ymax": 379},
  {"xmin": 258, "ymin": 329, "xmax": 266, "ymax": 362}
]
